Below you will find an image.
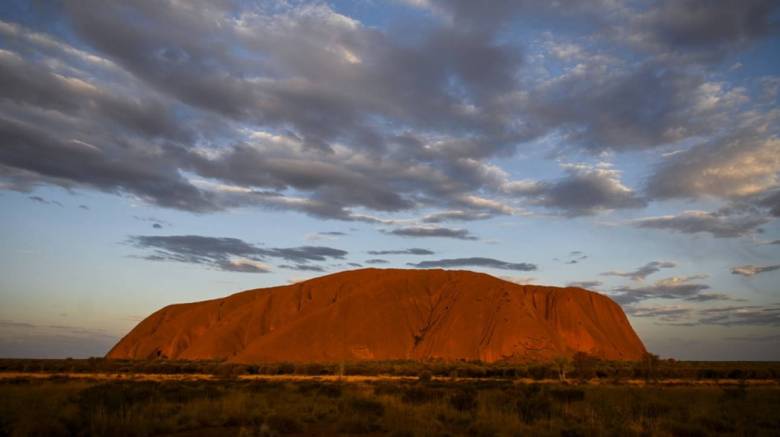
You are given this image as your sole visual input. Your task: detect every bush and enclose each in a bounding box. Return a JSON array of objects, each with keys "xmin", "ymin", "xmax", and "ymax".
[
  {"xmin": 449, "ymin": 388, "xmax": 478, "ymax": 412},
  {"xmin": 345, "ymin": 398, "xmax": 384, "ymax": 417},
  {"xmin": 549, "ymin": 387, "xmax": 585, "ymax": 403},
  {"xmin": 401, "ymin": 386, "xmax": 443, "ymax": 404},
  {"xmin": 265, "ymin": 413, "xmax": 303, "ymax": 434},
  {"xmin": 514, "ymin": 384, "xmax": 552, "ymax": 423}
]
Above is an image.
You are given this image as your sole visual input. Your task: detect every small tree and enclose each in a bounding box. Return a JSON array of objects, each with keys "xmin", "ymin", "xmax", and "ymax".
[
  {"xmin": 553, "ymin": 356, "xmax": 571, "ymax": 382},
  {"xmin": 644, "ymin": 352, "xmax": 660, "ymax": 384},
  {"xmin": 572, "ymin": 352, "xmax": 597, "ymax": 383}
]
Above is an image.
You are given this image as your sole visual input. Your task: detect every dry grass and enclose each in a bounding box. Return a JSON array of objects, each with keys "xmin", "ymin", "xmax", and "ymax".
[{"xmin": 1, "ymin": 375, "xmax": 779, "ymax": 436}]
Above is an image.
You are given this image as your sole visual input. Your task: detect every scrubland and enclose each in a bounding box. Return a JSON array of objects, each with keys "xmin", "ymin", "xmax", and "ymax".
[{"xmin": 1, "ymin": 358, "xmax": 779, "ymax": 436}]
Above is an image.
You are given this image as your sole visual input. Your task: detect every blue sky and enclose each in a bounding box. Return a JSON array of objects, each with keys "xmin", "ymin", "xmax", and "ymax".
[{"xmin": 0, "ymin": 0, "xmax": 779, "ymax": 360}]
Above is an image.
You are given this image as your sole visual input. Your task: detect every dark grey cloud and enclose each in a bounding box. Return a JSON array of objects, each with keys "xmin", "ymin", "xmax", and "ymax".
[
  {"xmin": 601, "ymin": 261, "xmax": 676, "ymax": 281},
  {"xmin": 407, "ymin": 257, "xmax": 537, "ymax": 271},
  {"xmin": 422, "ymin": 210, "xmax": 494, "ymax": 223},
  {"xmin": 623, "ymin": 302, "xmax": 780, "ymax": 327},
  {"xmin": 386, "ymin": 226, "xmax": 478, "ymax": 240},
  {"xmin": 684, "ymin": 293, "xmax": 744, "ymax": 303},
  {"xmin": 279, "ymin": 264, "xmax": 325, "ymax": 272},
  {"xmin": 698, "ymin": 304, "xmax": 780, "ymax": 326},
  {"xmin": 364, "ymin": 259, "xmax": 389, "ymax": 265},
  {"xmin": 625, "ymin": 0, "xmax": 780, "ymax": 61},
  {"xmin": 731, "ymin": 264, "xmax": 780, "ymax": 277},
  {"xmin": 0, "ymin": 0, "xmax": 777, "ymax": 233},
  {"xmin": 508, "ymin": 164, "xmax": 645, "ymax": 216},
  {"xmin": 624, "ymin": 306, "xmax": 694, "ymax": 323},
  {"xmin": 127, "ymin": 235, "xmax": 347, "ymax": 273},
  {"xmin": 609, "ymin": 275, "xmax": 711, "ymax": 305},
  {"xmin": 134, "ymin": 216, "xmax": 169, "ymax": 229},
  {"xmin": 367, "ymin": 248, "xmax": 435, "ymax": 255},
  {"xmin": 319, "ymin": 231, "xmax": 347, "ymax": 236},
  {"xmin": 567, "ymin": 280, "xmax": 603, "ymax": 289},
  {"xmin": 633, "ymin": 210, "xmax": 768, "ymax": 238},
  {"xmin": 0, "ymin": 116, "xmax": 218, "ymax": 212},
  {"xmin": 28, "ymin": 195, "xmax": 62, "ymax": 207},
  {"xmin": 725, "ymin": 334, "xmax": 780, "ymax": 342},
  {"xmin": 758, "ymin": 189, "xmax": 780, "ymax": 217}
]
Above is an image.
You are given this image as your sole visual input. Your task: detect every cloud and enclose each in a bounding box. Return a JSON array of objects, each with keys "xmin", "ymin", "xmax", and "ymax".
[
  {"xmin": 624, "ymin": 302, "xmax": 780, "ymax": 327},
  {"xmin": 306, "ymin": 231, "xmax": 347, "ymax": 241},
  {"xmin": 609, "ymin": 275, "xmax": 711, "ymax": 304},
  {"xmin": 601, "ymin": 261, "xmax": 676, "ymax": 281},
  {"xmin": 386, "ymin": 226, "xmax": 478, "ymax": 240},
  {"xmin": 0, "ymin": 0, "xmax": 777, "ymax": 234},
  {"xmin": 633, "ymin": 210, "xmax": 768, "ymax": 238},
  {"xmin": 567, "ymin": 280, "xmax": 603, "ymax": 289},
  {"xmin": 624, "ymin": 305, "xmax": 695, "ymax": 323},
  {"xmin": 407, "ymin": 257, "xmax": 537, "ymax": 271},
  {"xmin": 127, "ymin": 235, "xmax": 346, "ymax": 273},
  {"xmin": 279, "ymin": 264, "xmax": 325, "ymax": 272},
  {"xmin": 507, "ymin": 163, "xmax": 645, "ymax": 216},
  {"xmin": 647, "ymin": 128, "xmax": 780, "ymax": 200},
  {"xmin": 366, "ymin": 248, "xmax": 434, "ymax": 255},
  {"xmin": 731, "ymin": 264, "xmax": 780, "ymax": 277},
  {"xmin": 725, "ymin": 334, "xmax": 780, "ymax": 342},
  {"xmin": 28, "ymin": 195, "xmax": 62, "ymax": 207},
  {"xmin": 0, "ymin": 319, "xmax": 118, "ymax": 358},
  {"xmin": 134, "ymin": 216, "xmax": 169, "ymax": 229},
  {"xmin": 422, "ymin": 210, "xmax": 494, "ymax": 223},
  {"xmin": 500, "ymin": 275, "xmax": 537, "ymax": 285},
  {"xmin": 365, "ymin": 259, "xmax": 389, "ymax": 264},
  {"xmin": 624, "ymin": 0, "xmax": 780, "ymax": 61},
  {"xmin": 698, "ymin": 304, "xmax": 780, "ymax": 326}
]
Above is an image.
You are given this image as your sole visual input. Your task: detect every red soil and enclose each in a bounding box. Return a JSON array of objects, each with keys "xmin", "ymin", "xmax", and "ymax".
[{"xmin": 107, "ymin": 269, "xmax": 646, "ymax": 363}]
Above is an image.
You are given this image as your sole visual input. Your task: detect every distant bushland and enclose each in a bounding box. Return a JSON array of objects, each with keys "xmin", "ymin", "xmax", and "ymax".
[{"xmin": 1, "ymin": 357, "xmax": 779, "ymax": 381}]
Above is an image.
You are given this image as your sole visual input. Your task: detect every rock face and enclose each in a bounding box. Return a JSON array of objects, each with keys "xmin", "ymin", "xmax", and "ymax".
[{"xmin": 107, "ymin": 269, "xmax": 646, "ymax": 362}]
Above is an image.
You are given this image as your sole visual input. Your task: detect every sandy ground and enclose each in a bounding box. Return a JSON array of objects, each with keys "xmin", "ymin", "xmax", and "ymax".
[{"xmin": 0, "ymin": 371, "xmax": 778, "ymax": 386}]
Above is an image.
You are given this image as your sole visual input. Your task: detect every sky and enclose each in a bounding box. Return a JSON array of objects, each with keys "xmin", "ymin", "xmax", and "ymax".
[{"xmin": 0, "ymin": 0, "xmax": 779, "ymax": 361}]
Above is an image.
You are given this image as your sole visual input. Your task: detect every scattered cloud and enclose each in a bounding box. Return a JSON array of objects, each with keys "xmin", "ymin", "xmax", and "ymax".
[
  {"xmin": 365, "ymin": 258, "xmax": 389, "ymax": 264},
  {"xmin": 422, "ymin": 210, "xmax": 494, "ymax": 223},
  {"xmin": 407, "ymin": 257, "xmax": 537, "ymax": 271},
  {"xmin": 633, "ymin": 210, "xmax": 768, "ymax": 238},
  {"xmin": 127, "ymin": 235, "xmax": 347, "ymax": 273},
  {"xmin": 601, "ymin": 261, "xmax": 676, "ymax": 281},
  {"xmin": 385, "ymin": 226, "xmax": 478, "ymax": 240},
  {"xmin": 567, "ymin": 280, "xmax": 603, "ymax": 289},
  {"xmin": 279, "ymin": 264, "xmax": 325, "ymax": 272},
  {"xmin": 609, "ymin": 275, "xmax": 712, "ymax": 304},
  {"xmin": 508, "ymin": 163, "xmax": 645, "ymax": 216},
  {"xmin": 731, "ymin": 264, "xmax": 780, "ymax": 277},
  {"xmin": 698, "ymin": 305, "xmax": 780, "ymax": 326},
  {"xmin": 366, "ymin": 248, "xmax": 434, "ymax": 255},
  {"xmin": 500, "ymin": 275, "xmax": 537, "ymax": 285},
  {"xmin": 28, "ymin": 195, "xmax": 62, "ymax": 207},
  {"xmin": 624, "ymin": 305, "xmax": 694, "ymax": 323}
]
